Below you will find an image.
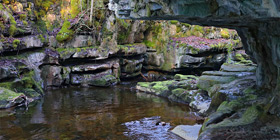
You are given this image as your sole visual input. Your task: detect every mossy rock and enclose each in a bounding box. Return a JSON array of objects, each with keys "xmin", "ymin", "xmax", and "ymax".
[
  {"xmin": 211, "ymin": 105, "xmax": 261, "ymax": 128},
  {"xmin": 171, "ymin": 88, "xmax": 186, "ymax": 95},
  {"xmin": 0, "ymin": 87, "xmax": 24, "ymax": 109},
  {"xmin": 174, "ymin": 74, "xmax": 198, "ymax": 81},
  {"xmin": 217, "ymin": 100, "xmax": 244, "ymax": 113},
  {"xmin": 221, "ymin": 63, "xmax": 256, "ymax": 72},
  {"xmin": 56, "ymin": 20, "xmax": 74, "ymax": 42},
  {"xmin": 89, "ymin": 75, "xmax": 118, "ymax": 87},
  {"xmin": 137, "ymin": 82, "xmax": 151, "ymax": 88},
  {"xmin": 20, "ymin": 88, "xmax": 41, "ymax": 99},
  {"xmin": 0, "ymin": 72, "xmax": 43, "ymax": 98},
  {"xmin": 197, "ymin": 75, "xmax": 236, "ymax": 91},
  {"xmin": 137, "ymin": 80, "xmax": 175, "ymax": 96},
  {"xmin": 169, "ymin": 88, "xmax": 192, "ymax": 103},
  {"xmin": 152, "ymin": 80, "xmax": 175, "ymax": 94}
]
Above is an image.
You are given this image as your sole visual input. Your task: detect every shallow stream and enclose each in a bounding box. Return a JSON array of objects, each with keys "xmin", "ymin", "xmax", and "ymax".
[{"xmin": 0, "ymin": 85, "xmax": 201, "ymax": 140}]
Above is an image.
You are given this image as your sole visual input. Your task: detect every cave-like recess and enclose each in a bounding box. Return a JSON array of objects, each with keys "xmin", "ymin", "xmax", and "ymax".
[{"xmin": 111, "ymin": 0, "xmax": 280, "ymax": 115}]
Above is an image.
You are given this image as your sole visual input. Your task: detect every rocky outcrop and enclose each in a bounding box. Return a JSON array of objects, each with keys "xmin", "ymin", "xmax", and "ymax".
[
  {"xmin": 144, "ymin": 36, "xmax": 241, "ymax": 73},
  {"xmin": 0, "ymin": 58, "xmax": 43, "ymax": 103},
  {"xmin": 119, "ymin": 43, "xmax": 147, "ymax": 78},
  {"xmin": 197, "ymin": 63, "xmax": 257, "ymax": 110},
  {"xmin": 40, "ymin": 43, "xmax": 148, "ymax": 88},
  {"xmin": 136, "ymin": 74, "xmax": 211, "ymax": 114},
  {"xmin": 70, "ymin": 59, "xmax": 120, "ymax": 87},
  {"xmin": 171, "ymin": 125, "xmax": 201, "ymax": 140},
  {"xmin": 111, "ymin": 0, "xmax": 280, "ymax": 108},
  {"xmin": 0, "ymin": 87, "xmax": 31, "ymax": 109},
  {"xmin": 112, "ymin": 0, "xmax": 280, "ymax": 138},
  {"xmin": 0, "ymin": 35, "xmax": 45, "ymax": 53}
]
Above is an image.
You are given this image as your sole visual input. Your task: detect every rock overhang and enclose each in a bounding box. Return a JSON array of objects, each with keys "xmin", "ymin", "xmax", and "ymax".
[{"xmin": 110, "ymin": 0, "xmax": 280, "ymax": 115}]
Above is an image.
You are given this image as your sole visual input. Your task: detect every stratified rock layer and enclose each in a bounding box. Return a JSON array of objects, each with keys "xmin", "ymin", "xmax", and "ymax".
[{"xmin": 111, "ymin": 0, "xmax": 280, "ymax": 112}]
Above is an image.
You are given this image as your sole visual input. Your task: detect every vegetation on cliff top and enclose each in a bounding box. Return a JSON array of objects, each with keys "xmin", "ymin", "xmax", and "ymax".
[{"xmin": 56, "ymin": 20, "xmax": 74, "ymax": 42}]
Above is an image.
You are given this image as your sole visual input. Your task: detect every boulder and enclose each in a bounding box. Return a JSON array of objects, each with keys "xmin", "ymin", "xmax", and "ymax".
[
  {"xmin": 221, "ymin": 63, "xmax": 256, "ymax": 72},
  {"xmin": 0, "ymin": 65, "xmax": 17, "ymax": 81},
  {"xmin": 71, "ymin": 69, "xmax": 119, "ymax": 87},
  {"xmin": 144, "ymin": 52, "xmax": 164, "ymax": 68},
  {"xmin": 0, "ymin": 87, "xmax": 28, "ymax": 109},
  {"xmin": 197, "ymin": 75, "xmax": 236, "ymax": 91},
  {"xmin": 171, "ymin": 125, "xmax": 202, "ymax": 140},
  {"xmin": 57, "ymin": 39, "xmax": 119, "ymax": 60},
  {"xmin": 120, "ymin": 57, "xmax": 144, "ymax": 78},
  {"xmin": 89, "ymin": 75, "xmax": 119, "ymax": 87},
  {"xmin": 137, "ymin": 74, "xmax": 210, "ymax": 114},
  {"xmin": 71, "ymin": 59, "xmax": 120, "ymax": 72},
  {"xmin": 41, "ymin": 65, "xmax": 63, "ymax": 87},
  {"xmin": 202, "ymin": 71, "xmax": 255, "ymax": 78},
  {"xmin": 64, "ymin": 35, "xmax": 95, "ymax": 48},
  {"xmin": 119, "ymin": 43, "xmax": 147, "ymax": 56},
  {"xmin": 43, "ymin": 48, "xmax": 60, "ymax": 65},
  {"xmin": 0, "ymin": 35, "xmax": 44, "ymax": 53}
]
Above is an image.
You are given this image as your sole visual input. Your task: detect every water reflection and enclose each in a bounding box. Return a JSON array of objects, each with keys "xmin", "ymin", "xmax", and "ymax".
[{"xmin": 0, "ymin": 86, "xmax": 201, "ymax": 140}]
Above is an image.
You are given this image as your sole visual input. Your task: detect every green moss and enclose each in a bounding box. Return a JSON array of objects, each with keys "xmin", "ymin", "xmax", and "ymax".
[
  {"xmin": 161, "ymin": 61, "xmax": 173, "ymax": 71},
  {"xmin": 118, "ymin": 45, "xmax": 129, "ymax": 53},
  {"xmin": 217, "ymin": 100, "xmax": 243, "ymax": 112},
  {"xmin": 34, "ymin": 0, "xmax": 55, "ymax": 18},
  {"xmin": 9, "ymin": 24, "xmax": 17, "ymax": 37},
  {"xmin": 197, "ymin": 75, "xmax": 236, "ymax": 91},
  {"xmin": 187, "ymin": 45, "xmax": 200, "ymax": 54},
  {"xmin": 213, "ymin": 106, "xmax": 261, "ymax": 128},
  {"xmin": 0, "ymin": 87, "xmax": 22, "ymax": 102},
  {"xmin": 56, "ymin": 20, "xmax": 74, "ymax": 42},
  {"xmin": 171, "ymin": 88, "xmax": 186, "ymax": 95},
  {"xmin": 12, "ymin": 39, "xmax": 20, "ymax": 48},
  {"xmin": 89, "ymin": 75, "xmax": 118, "ymax": 87},
  {"xmin": 193, "ymin": 25, "xmax": 204, "ymax": 33},
  {"xmin": 117, "ymin": 18, "xmax": 129, "ymax": 29},
  {"xmin": 137, "ymin": 82, "xmax": 151, "ymax": 88},
  {"xmin": 138, "ymin": 80, "xmax": 175, "ymax": 95},
  {"xmin": 153, "ymin": 24, "xmax": 163, "ymax": 34},
  {"xmin": 56, "ymin": 46, "xmax": 94, "ymax": 59},
  {"xmin": 70, "ymin": 0, "xmax": 81, "ymax": 18},
  {"xmin": 0, "ymin": 71, "xmax": 43, "ymax": 96},
  {"xmin": 144, "ymin": 40, "xmax": 156, "ymax": 48},
  {"xmin": 181, "ymin": 23, "xmax": 191, "ymax": 28},
  {"xmin": 22, "ymin": 21, "xmax": 28, "ymax": 26},
  {"xmin": 221, "ymin": 29, "xmax": 230, "ymax": 39},
  {"xmin": 176, "ymin": 26, "xmax": 182, "ymax": 33},
  {"xmin": 39, "ymin": 34, "xmax": 45, "ymax": 42},
  {"xmin": 0, "ymin": 82, "xmax": 14, "ymax": 90},
  {"xmin": 152, "ymin": 84, "xmax": 169, "ymax": 93},
  {"xmin": 118, "ymin": 32, "xmax": 130, "ymax": 43},
  {"xmin": 170, "ymin": 20, "xmax": 179, "ymax": 24},
  {"xmin": 2, "ymin": 0, "xmax": 10, "ymax": 4},
  {"xmin": 35, "ymin": 19, "xmax": 48, "ymax": 34},
  {"xmin": 235, "ymin": 53, "xmax": 244, "ymax": 60},
  {"xmin": 174, "ymin": 74, "xmax": 198, "ymax": 81},
  {"xmin": 152, "ymin": 80, "xmax": 174, "ymax": 93},
  {"xmin": 19, "ymin": 14, "xmax": 27, "ymax": 21}
]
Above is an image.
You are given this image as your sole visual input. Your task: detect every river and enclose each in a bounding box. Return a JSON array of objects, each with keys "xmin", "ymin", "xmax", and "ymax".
[{"xmin": 0, "ymin": 84, "xmax": 202, "ymax": 140}]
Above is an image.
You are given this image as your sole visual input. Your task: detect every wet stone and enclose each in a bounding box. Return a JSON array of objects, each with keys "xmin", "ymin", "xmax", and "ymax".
[{"xmin": 123, "ymin": 116, "xmax": 183, "ymax": 140}]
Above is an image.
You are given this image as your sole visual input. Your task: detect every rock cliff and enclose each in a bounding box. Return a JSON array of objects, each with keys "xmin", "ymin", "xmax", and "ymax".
[{"xmin": 111, "ymin": 0, "xmax": 280, "ymax": 139}]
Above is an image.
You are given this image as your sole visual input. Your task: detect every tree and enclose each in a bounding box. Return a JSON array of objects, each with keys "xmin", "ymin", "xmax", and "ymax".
[{"xmin": 90, "ymin": 0, "xmax": 94, "ymax": 23}]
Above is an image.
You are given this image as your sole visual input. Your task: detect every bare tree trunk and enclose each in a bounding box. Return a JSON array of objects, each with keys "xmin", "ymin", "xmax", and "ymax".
[
  {"xmin": 90, "ymin": 0, "xmax": 94, "ymax": 23},
  {"xmin": 87, "ymin": 0, "xmax": 89, "ymax": 16},
  {"xmin": 80, "ymin": 0, "xmax": 83, "ymax": 13}
]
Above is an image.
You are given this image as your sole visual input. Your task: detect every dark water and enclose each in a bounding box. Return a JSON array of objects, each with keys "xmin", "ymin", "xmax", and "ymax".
[{"xmin": 0, "ymin": 85, "xmax": 201, "ymax": 140}]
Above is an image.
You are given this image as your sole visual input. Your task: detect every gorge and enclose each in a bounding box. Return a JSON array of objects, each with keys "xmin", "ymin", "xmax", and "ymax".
[{"xmin": 0, "ymin": 0, "xmax": 280, "ymax": 139}]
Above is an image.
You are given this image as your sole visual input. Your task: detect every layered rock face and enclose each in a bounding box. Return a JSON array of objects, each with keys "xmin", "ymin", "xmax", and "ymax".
[
  {"xmin": 111, "ymin": 0, "xmax": 280, "ymax": 139},
  {"xmin": 111, "ymin": 0, "xmax": 280, "ymax": 116}
]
